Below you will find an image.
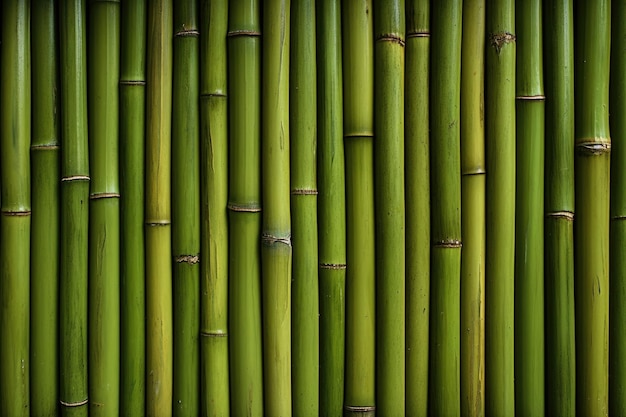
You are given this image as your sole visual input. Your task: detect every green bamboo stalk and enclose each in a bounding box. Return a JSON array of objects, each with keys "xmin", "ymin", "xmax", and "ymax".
[
  {"xmin": 199, "ymin": 0, "xmax": 230, "ymax": 415},
  {"xmin": 610, "ymin": 0, "xmax": 626, "ymax": 414},
  {"xmin": 574, "ymin": 0, "xmax": 611, "ymax": 415},
  {"xmin": 145, "ymin": 0, "xmax": 174, "ymax": 414},
  {"xmin": 374, "ymin": 1, "xmax": 405, "ymax": 415},
  {"xmin": 119, "ymin": 0, "xmax": 146, "ymax": 414},
  {"xmin": 58, "ymin": 0, "xmax": 90, "ymax": 415},
  {"xmin": 342, "ymin": 1, "xmax": 376, "ymax": 415},
  {"xmin": 87, "ymin": 1, "xmax": 120, "ymax": 415},
  {"xmin": 405, "ymin": 0, "xmax": 430, "ymax": 414},
  {"xmin": 429, "ymin": 2, "xmax": 462, "ymax": 415},
  {"xmin": 514, "ymin": 1, "xmax": 545, "ymax": 414},
  {"xmin": 460, "ymin": 0, "xmax": 485, "ymax": 415},
  {"xmin": 172, "ymin": 1, "xmax": 200, "ymax": 415},
  {"xmin": 0, "ymin": 1, "xmax": 31, "ymax": 416},
  {"xmin": 30, "ymin": 0, "xmax": 60, "ymax": 415},
  {"xmin": 227, "ymin": 0, "xmax": 264, "ymax": 414},
  {"xmin": 290, "ymin": 0, "xmax": 319, "ymax": 415},
  {"xmin": 485, "ymin": 0, "xmax": 516, "ymax": 415},
  {"xmin": 316, "ymin": 0, "xmax": 346, "ymax": 414}
]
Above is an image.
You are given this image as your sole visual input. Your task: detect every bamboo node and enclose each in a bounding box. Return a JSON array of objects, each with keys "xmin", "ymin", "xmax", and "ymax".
[
  {"xmin": 227, "ymin": 203, "xmax": 262, "ymax": 213},
  {"xmin": 516, "ymin": 94, "xmax": 546, "ymax": 101},
  {"xmin": 146, "ymin": 220, "xmax": 171, "ymax": 226},
  {"xmin": 175, "ymin": 29, "xmax": 199, "ymax": 38},
  {"xmin": 175, "ymin": 254, "xmax": 200, "ymax": 264},
  {"xmin": 90, "ymin": 192, "xmax": 121, "ymax": 200},
  {"xmin": 62, "ymin": 175, "xmax": 90, "ymax": 182},
  {"xmin": 462, "ymin": 167, "xmax": 486, "ymax": 176},
  {"xmin": 376, "ymin": 34, "xmax": 405, "ymax": 46},
  {"xmin": 344, "ymin": 405, "xmax": 376, "ymax": 412},
  {"xmin": 291, "ymin": 188, "xmax": 318, "ymax": 195},
  {"xmin": 60, "ymin": 398, "xmax": 88, "ymax": 407},
  {"xmin": 319, "ymin": 263, "xmax": 347, "ymax": 270},
  {"xmin": 546, "ymin": 210, "xmax": 574, "ymax": 221},
  {"xmin": 200, "ymin": 330, "xmax": 228, "ymax": 338},
  {"xmin": 489, "ymin": 32, "xmax": 516, "ymax": 54},
  {"xmin": 1, "ymin": 210, "xmax": 32, "ymax": 217},
  {"xmin": 200, "ymin": 92, "xmax": 227, "ymax": 98},
  {"xmin": 262, "ymin": 233, "xmax": 291, "ymax": 246},
  {"xmin": 119, "ymin": 79, "xmax": 146, "ymax": 86},
  {"xmin": 407, "ymin": 30, "xmax": 430, "ymax": 38},
  {"xmin": 227, "ymin": 30, "xmax": 261, "ymax": 38},
  {"xmin": 576, "ymin": 141, "xmax": 611, "ymax": 156},
  {"xmin": 611, "ymin": 215, "xmax": 626, "ymax": 221},
  {"xmin": 31, "ymin": 143, "xmax": 60, "ymax": 150},
  {"xmin": 434, "ymin": 239, "xmax": 462, "ymax": 248}
]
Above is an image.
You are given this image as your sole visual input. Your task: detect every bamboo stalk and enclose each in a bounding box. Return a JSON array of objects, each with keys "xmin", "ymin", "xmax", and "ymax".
[
  {"xmin": 145, "ymin": 0, "xmax": 174, "ymax": 414},
  {"xmin": 199, "ymin": 0, "xmax": 230, "ymax": 415},
  {"xmin": 119, "ymin": 0, "xmax": 146, "ymax": 414},
  {"xmin": 87, "ymin": 1, "xmax": 120, "ymax": 415},
  {"xmin": 514, "ymin": 0, "xmax": 545, "ymax": 414},
  {"xmin": 0, "ymin": 1, "xmax": 31, "ymax": 416},
  {"xmin": 227, "ymin": 0, "xmax": 264, "ymax": 414},
  {"xmin": 30, "ymin": 0, "xmax": 60, "ymax": 415},
  {"xmin": 460, "ymin": 0, "xmax": 485, "ymax": 415},
  {"xmin": 316, "ymin": 0, "xmax": 346, "ymax": 414},
  {"xmin": 342, "ymin": 1, "xmax": 376, "ymax": 414},
  {"xmin": 58, "ymin": 0, "xmax": 90, "ymax": 414},
  {"xmin": 574, "ymin": 0, "xmax": 611, "ymax": 415},
  {"xmin": 290, "ymin": 0, "xmax": 319, "ymax": 414},
  {"xmin": 405, "ymin": 0, "xmax": 430, "ymax": 414},
  {"xmin": 485, "ymin": 0, "xmax": 516, "ymax": 415}
]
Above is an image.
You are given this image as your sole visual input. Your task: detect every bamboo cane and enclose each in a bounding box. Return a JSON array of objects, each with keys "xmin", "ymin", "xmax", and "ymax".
[
  {"xmin": 172, "ymin": 1, "xmax": 200, "ymax": 415},
  {"xmin": 87, "ymin": 1, "xmax": 120, "ymax": 415},
  {"xmin": 460, "ymin": 1, "xmax": 485, "ymax": 415},
  {"xmin": 0, "ymin": 1, "xmax": 31, "ymax": 416},
  {"xmin": 405, "ymin": 1, "xmax": 430, "ymax": 414},
  {"xmin": 145, "ymin": 0, "xmax": 174, "ymax": 414},
  {"xmin": 485, "ymin": 0, "xmax": 516, "ymax": 415},
  {"xmin": 290, "ymin": 0, "xmax": 319, "ymax": 415},
  {"xmin": 30, "ymin": 1, "xmax": 60, "ymax": 415},
  {"xmin": 514, "ymin": 1, "xmax": 545, "ymax": 414},
  {"xmin": 574, "ymin": 0, "xmax": 611, "ymax": 415},
  {"xmin": 316, "ymin": 0, "xmax": 347, "ymax": 414},
  {"xmin": 199, "ymin": 0, "xmax": 230, "ymax": 415},
  {"xmin": 342, "ymin": 1, "xmax": 376, "ymax": 415},
  {"xmin": 119, "ymin": 0, "xmax": 146, "ymax": 414},
  {"xmin": 58, "ymin": 0, "xmax": 90, "ymax": 415},
  {"xmin": 227, "ymin": 0, "xmax": 264, "ymax": 414}
]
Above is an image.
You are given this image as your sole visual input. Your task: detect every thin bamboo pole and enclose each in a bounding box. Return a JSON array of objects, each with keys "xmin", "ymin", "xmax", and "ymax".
[
  {"xmin": 316, "ymin": 0, "xmax": 346, "ymax": 414},
  {"xmin": 119, "ymin": 0, "xmax": 146, "ymax": 414},
  {"xmin": 405, "ymin": 0, "xmax": 430, "ymax": 414},
  {"xmin": 87, "ymin": 1, "xmax": 120, "ymax": 415},
  {"xmin": 145, "ymin": 0, "xmax": 174, "ymax": 414},
  {"xmin": 290, "ymin": 0, "xmax": 319, "ymax": 414},
  {"xmin": 574, "ymin": 0, "xmax": 611, "ymax": 415},
  {"xmin": 0, "ymin": 1, "xmax": 31, "ymax": 416},
  {"xmin": 199, "ymin": 0, "xmax": 230, "ymax": 415},
  {"xmin": 30, "ymin": 0, "xmax": 60, "ymax": 415},
  {"xmin": 485, "ymin": 0, "xmax": 516, "ymax": 415}
]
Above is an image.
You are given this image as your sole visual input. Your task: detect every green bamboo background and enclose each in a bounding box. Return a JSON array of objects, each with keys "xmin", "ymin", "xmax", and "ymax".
[{"xmin": 0, "ymin": 1, "xmax": 624, "ymax": 416}]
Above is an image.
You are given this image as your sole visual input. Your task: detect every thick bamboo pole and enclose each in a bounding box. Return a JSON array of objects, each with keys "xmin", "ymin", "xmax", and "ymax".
[
  {"xmin": 30, "ymin": 1, "xmax": 60, "ymax": 415},
  {"xmin": 316, "ymin": 0, "xmax": 346, "ymax": 414},
  {"xmin": 290, "ymin": 0, "xmax": 319, "ymax": 415},
  {"xmin": 460, "ymin": 1, "xmax": 485, "ymax": 415},
  {"xmin": 145, "ymin": 0, "xmax": 174, "ymax": 414},
  {"xmin": 0, "ymin": 1, "xmax": 31, "ymax": 416},
  {"xmin": 574, "ymin": 0, "xmax": 611, "ymax": 415},
  {"xmin": 58, "ymin": 0, "xmax": 90, "ymax": 415},
  {"xmin": 199, "ymin": 0, "xmax": 230, "ymax": 415},
  {"xmin": 342, "ymin": 1, "xmax": 376, "ymax": 414},
  {"xmin": 119, "ymin": 0, "xmax": 146, "ymax": 414},
  {"xmin": 405, "ymin": 1, "xmax": 430, "ymax": 415},
  {"xmin": 87, "ymin": 1, "xmax": 120, "ymax": 415},
  {"xmin": 485, "ymin": 0, "xmax": 516, "ymax": 415}
]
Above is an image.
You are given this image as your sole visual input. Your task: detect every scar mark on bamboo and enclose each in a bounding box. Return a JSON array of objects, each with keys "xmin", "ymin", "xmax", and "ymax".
[
  {"xmin": 344, "ymin": 405, "xmax": 376, "ymax": 412},
  {"xmin": 376, "ymin": 34, "xmax": 405, "ymax": 46},
  {"xmin": 319, "ymin": 263, "xmax": 347, "ymax": 270},
  {"xmin": 262, "ymin": 233, "xmax": 291, "ymax": 246},
  {"xmin": 516, "ymin": 95, "xmax": 546, "ymax": 100},
  {"xmin": 407, "ymin": 31, "xmax": 430, "ymax": 38},
  {"xmin": 1, "ymin": 210, "xmax": 31, "ymax": 216},
  {"xmin": 291, "ymin": 188, "xmax": 318, "ymax": 195},
  {"xmin": 31, "ymin": 143, "xmax": 60, "ymax": 150},
  {"xmin": 90, "ymin": 192, "xmax": 120, "ymax": 200},
  {"xmin": 62, "ymin": 175, "xmax": 90, "ymax": 182},
  {"xmin": 489, "ymin": 32, "xmax": 516, "ymax": 54},
  {"xmin": 60, "ymin": 398, "xmax": 89, "ymax": 407},
  {"xmin": 546, "ymin": 210, "xmax": 574, "ymax": 221},
  {"xmin": 227, "ymin": 30, "xmax": 261, "ymax": 37},
  {"xmin": 200, "ymin": 330, "xmax": 228, "ymax": 338},
  {"xmin": 175, "ymin": 254, "xmax": 200, "ymax": 264},
  {"xmin": 227, "ymin": 203, "xmax": 261, "ymax": 213},
  {"xmin": 433, "ymin": 239, "xmax": 462, "ymax": 248},
  {"xmin": 119, "ymin": 80, "xmax": 146, "ymax": 86},
  {"xmin": 576, "ymin": 141, "xmax": 611, "ymax": 156},
  {"xmin": 176, "ymin": 29, "xmax": 199, "ymax": 38}
]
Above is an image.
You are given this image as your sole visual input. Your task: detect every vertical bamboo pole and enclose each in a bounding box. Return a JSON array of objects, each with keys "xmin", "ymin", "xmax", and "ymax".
[
  {"xmin": 31, "ymin": 1, "xmax": 60, "ymax": 415},
  {"xmin": 0, "ymin": 1, "xmax": 31, "ymax": 416},
  {"xmin": 199, "ymin": 0, "xmax": 230, "ymax": 415},
  {"xmin": 405, "ymin": 1, "xmax": 430, "ymax": 414},
  {"xmin": 574, "ymin": 0, "xmax": 611, "ymax": 415}
]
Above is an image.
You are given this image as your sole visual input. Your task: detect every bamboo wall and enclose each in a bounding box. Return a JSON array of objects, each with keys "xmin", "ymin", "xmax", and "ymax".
[{"xmin": 0, "ymin": 0, "xmax": 624, "ymax": 416}]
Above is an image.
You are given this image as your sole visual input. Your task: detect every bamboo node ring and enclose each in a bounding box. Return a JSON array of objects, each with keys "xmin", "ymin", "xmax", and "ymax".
[
  {"xmin": 576, "ymin": 141, "xmax": 611, "ymax": 156},
  {"xmin": 376, "ymin": 33, "xmax": 405, "ymax": 46},
  {"xmin": 407, "ymin": 30, "xmax": 430, "ymax": 38},
  {"xmin": 227, "ymin": 203, "xmax": 262, "ymax": 213},
  {"xmin": 227, "ymin": 30, "xmax": 261, "ymax": 37},
  {"xmin": 262, "ymin": 233, "xmax": 291, "ymax": 246},
  {"xmin": 291, "ymin": 188, "xmax": 318, "ymax": 195},
  {"xmin": 546, "ymin": 211, "xmax": 574, "ymax": 221},
  {"xmin": 119, "ymin": 79, "xmax": 146, "ymax": 86},
  {"xmin": 1, "ymin": 210, "xmax": 31, "ymax": 217},
  {"xmin": 344, "ymin": 405, "xmax": 376, "ymax": 412},
  {"xmin": 60, "ymin": 398, "xmax": 89, "ymax": 407},
  {"xmin": 176, "ymin": 29, "xmax": 199, "ymax": 38},
  {"xmin": 434, "ymin": 239, "xmax": 462, "ymax": 248},
  {"xmin": 62, "ymin": 175, "xmax": 90, "ymax": 182},
  {"xmin": 200, "ymin": 330, "xmax": 228, "ymax": 338},
  {"xmin": 319, "ymin": 263, "xmax": 347, "ymax": 270},
  {"xmin": 90, "ymin": 192, "xmax": 120, "ymax": 200}
]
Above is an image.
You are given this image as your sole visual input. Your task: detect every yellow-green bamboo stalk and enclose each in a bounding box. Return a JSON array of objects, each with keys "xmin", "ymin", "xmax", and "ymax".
[
  {"xmin": 405, "ymin": 0, "xmax": 430, "ymax": 414},
  {"xmin": 342, "ymin": 1, "xmax": 376, "ymax": 415},
  {"xmin": 574, "ymin": 0, "xmax": 611, "ymax": 415},
  {"xmin": 58, "ymin": 0, "xmax": 90, "ymax": 415},
  {"xmin": 0, "ymin": 2, "xmax": 31, "ymax": 416},
  {"xmin": 199, "ymin": 0, "xmax": 230, "ymax": 415},
  {"xmin": 316, "ymin": 0, "xmax": 346, "ymax": 414},
  {"xmin": 30, "ymin": 1, "xmax": 60, "ymax": 415},
  {"xmin": 227, "ymin": 0, "xmax": 264, "ymax": 414},
  {"xmin": 460, "ymin": 0, "xmax": 485, "ymax": 415},
  {"xmin": 290, "ymin": 0, "xmax": 319, "ymax": 414},
  {"xmin": 485, "ymin": 0, "xmax": 516, "ymax": 415},
  {"xmin": 87, "ymin": 1, "xmax": 120, "ymax": 415},
  {"xmin": 145, "ymin": 0, "xmax": 174, "ymax": 414},
  {"xmin": 119, "ymin": 0, "xmax": 146, "ymax": 414}
]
